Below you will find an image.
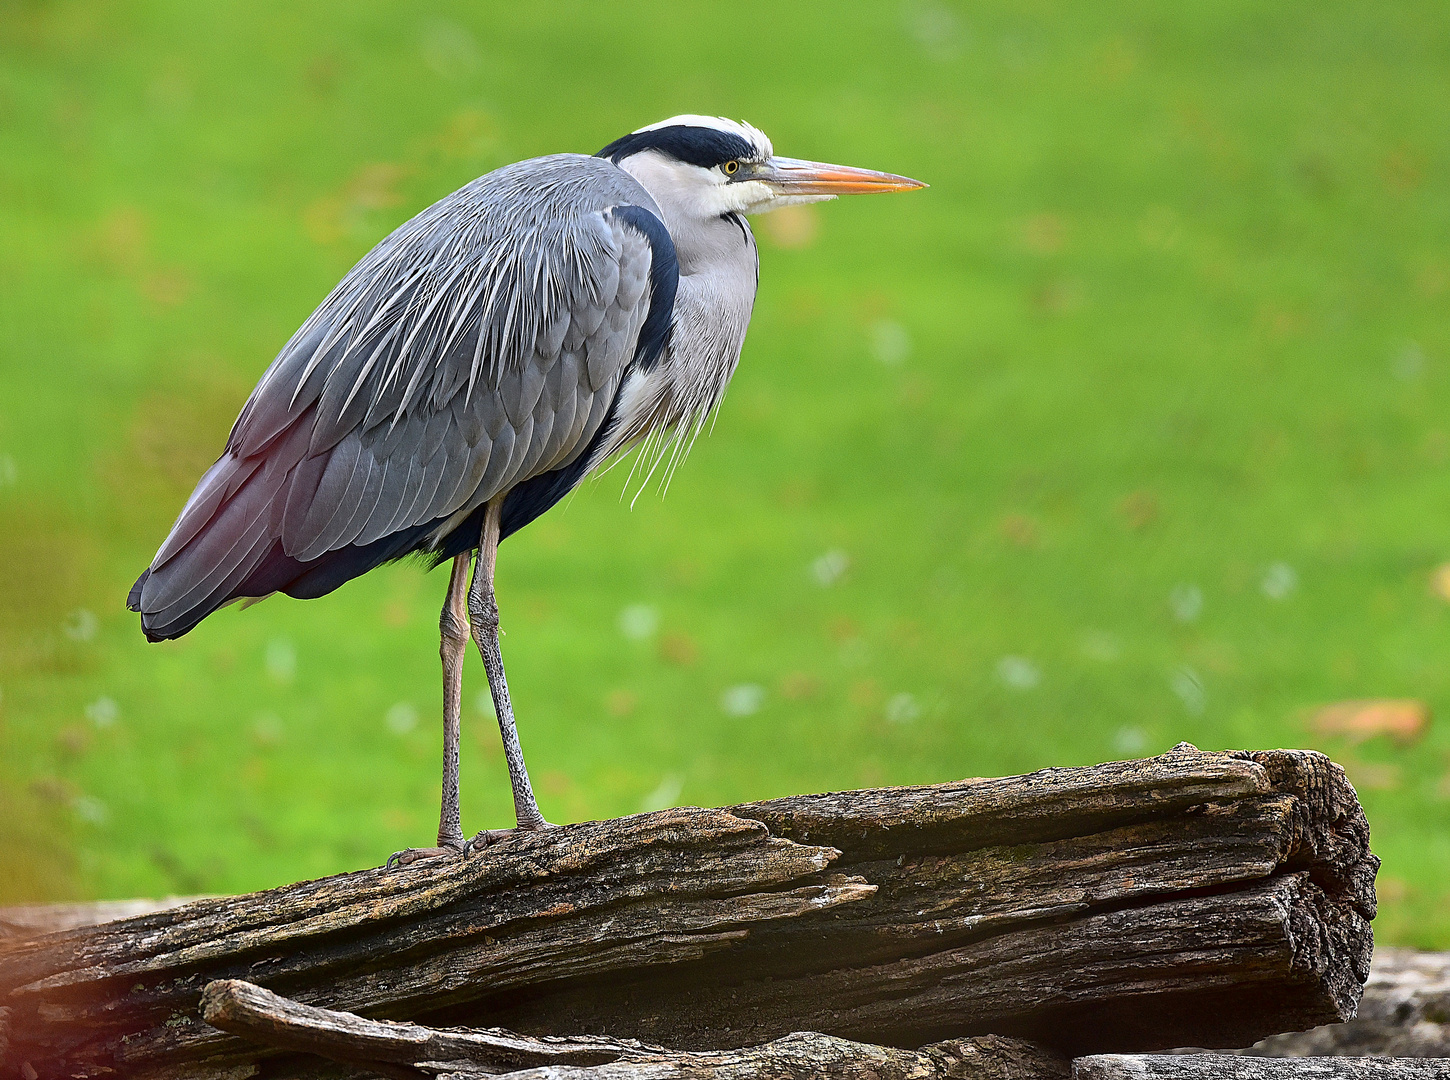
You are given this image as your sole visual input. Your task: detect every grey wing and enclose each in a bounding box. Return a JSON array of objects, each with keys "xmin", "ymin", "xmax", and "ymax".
[{"xmin": 135, "ymin": 155, "xmax": 668, "ymax": 634}]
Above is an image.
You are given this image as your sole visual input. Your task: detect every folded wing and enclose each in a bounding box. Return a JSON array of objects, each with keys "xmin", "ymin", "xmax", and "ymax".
[{"xmin": 131, "ymin": 154, "xmax": 674, "ymax": 641}]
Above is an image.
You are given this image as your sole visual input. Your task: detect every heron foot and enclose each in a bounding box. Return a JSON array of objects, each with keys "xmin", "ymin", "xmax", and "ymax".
[
  {"xmin": 383, "ymin": 837, "xmax": 468, "ymax": 872},
  {"xmin": 466, "ymin": 819, "xmax": 557, "ymax": 853}
]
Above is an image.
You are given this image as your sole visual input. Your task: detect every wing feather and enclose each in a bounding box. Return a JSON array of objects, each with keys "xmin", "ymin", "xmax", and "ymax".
[{"xmin": 135, "ymin": 153, "xmax": 680, "ymax": 639}]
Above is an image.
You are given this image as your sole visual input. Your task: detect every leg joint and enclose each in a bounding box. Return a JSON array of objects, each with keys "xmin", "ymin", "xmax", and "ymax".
[{"xmin": 440, "ymin": 607, "xmax": 469, "ymax": 647}]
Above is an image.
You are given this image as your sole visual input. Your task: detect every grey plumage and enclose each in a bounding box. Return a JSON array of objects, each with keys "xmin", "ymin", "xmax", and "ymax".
[{"xmin": 133, "ymin": 154, "xmax": 675, "ymax": 640}]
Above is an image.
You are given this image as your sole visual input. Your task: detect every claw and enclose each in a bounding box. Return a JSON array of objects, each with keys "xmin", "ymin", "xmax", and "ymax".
[
  {"xmin": 465, "ymin": 819, "xmax": 557, "ymax": 855},
  {"xmin": 382, "ymin": 839, "xmax": 467, "ymax": 872}
]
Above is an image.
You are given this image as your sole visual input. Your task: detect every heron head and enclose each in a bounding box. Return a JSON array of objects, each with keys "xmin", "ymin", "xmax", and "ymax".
[{"xmin": 598, "ymin": 115, "xmax": 925, "ymax": 224}]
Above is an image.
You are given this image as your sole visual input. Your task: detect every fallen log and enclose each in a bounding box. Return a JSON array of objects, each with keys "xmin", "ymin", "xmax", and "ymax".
[
  {"xmin": 0, "ymin": 745, "xmax": 1377, "ymax": 1080},
  {"xmin": 0, "ymin": 897, "xmax": 209, "ymax": 942},
  {"xmin": 1242, "ymin": 948, "xmax": 1450, "ymax": 1058},
  {"xmin": 200, "ymin": 978, "xmax": 1071, "ymax": 1079},
  {"xmin": 1073, "ymin": 1055, "xmax": 1448, "ymax": 1078}
]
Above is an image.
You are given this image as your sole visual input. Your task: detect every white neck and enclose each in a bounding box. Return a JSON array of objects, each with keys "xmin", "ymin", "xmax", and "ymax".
[{"xmin": 597, "ymin": 158, "xmax": 760, "ymax": 476}]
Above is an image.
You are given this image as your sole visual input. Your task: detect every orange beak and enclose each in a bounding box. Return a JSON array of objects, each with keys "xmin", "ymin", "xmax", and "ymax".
[{"xmin": 760, "ymin": 156, "xmax": 927, "ymax": 196}]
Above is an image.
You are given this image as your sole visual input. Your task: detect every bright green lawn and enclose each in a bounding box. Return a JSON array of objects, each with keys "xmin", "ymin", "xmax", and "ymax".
[{"xmin": 2, "ymin": 1, "xmax": 1449, "ymax": 946}]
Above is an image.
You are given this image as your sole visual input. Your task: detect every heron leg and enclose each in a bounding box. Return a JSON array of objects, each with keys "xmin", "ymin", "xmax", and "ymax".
[
  {"xmin": 384, "ymin": 553, "xmax": 472, "ymax": 871},
  {"xmin": 467, "ymin": 496, "xmax": 552, "ymax": 842}
]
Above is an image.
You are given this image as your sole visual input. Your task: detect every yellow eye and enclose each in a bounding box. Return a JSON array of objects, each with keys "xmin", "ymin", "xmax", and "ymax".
[{"xmin": 723, "ymin": 160, "xmax": 739, "ymax": 175}]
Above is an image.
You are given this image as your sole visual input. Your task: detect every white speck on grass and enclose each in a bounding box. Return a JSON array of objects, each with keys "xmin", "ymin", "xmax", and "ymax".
[
  {"xmin": 386, "ymin": 701, "xmax": 418, "ymax": 735},
  {"xmin": 1169, "ymin": 583, "xmax": 1203, "ymax": 623},
  {"xmin": 1394, "ymin": 341, "xmax": 1426, "ymax": 381},
  {"xmin": 870, "ymin": 319, "xmax": 911, "ymax": 365},
  {"xmin": 618, "ymin": 604, "xmax": 659, "ymax": 641},
  {"xmin": 639, "ymin": 773, "xmax": 684, "ymax": 813},
  {"xmin": 420, "ymin": 19, "xmax": 480, "ymax": 80},
  {"xmin": 85, "ymin": 696, "xmax": 119, "ymax": 728},
  {"xmin": 721, "ymin": 683, "xmax": 765, "ymax": 717},
  {"xmin": 265, "ymin": 638, "xmax": 296, "ymax": 682},
  {"xmin": 996, "ymin": 656, "xmax": 1040, "ymax": 690},
  {"xmin": 73, "ymin": 795, "xmax": 109, "ymax": 825},
  {"xmin": 885, "ymin": 692, "xmax": 921, "ymax": 724},
  {"xmin": 811, "ymin": 549, "xmax": 850, "ymax": 587},
  {"xmin": 906, "ymin": 1, "xmax": 966, "ymax": 60},
  {"xmin": 1079, "ymin": 630, "xmax": 1122, "ymax": 662},
  {"xmin": 64, "ymin": 609, "xmax": 98, "ymax": 642},
  {"xmin": 1114, "ymin": 726, "xmax": 1149, "ymax": 755},
  {"xmin": 1171, "ymin": 666, "xmax": 1206, "ymax": 716},
  {"xmin": 252, "ymin": 713, "xmax": 284, "ymax": 746},
  {"xmin": 1261, "ymin": 562, "xmax": 1298, "ymax": 600}
]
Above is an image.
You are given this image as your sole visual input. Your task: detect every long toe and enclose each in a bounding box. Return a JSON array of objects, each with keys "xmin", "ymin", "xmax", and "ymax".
[
  {"xmin": 383, "ymin": 844, "xmax": 466, "ymax": 871},
  {"xmin": 467, "ymin": 820, "xmax": 557, "ymax": 855}
]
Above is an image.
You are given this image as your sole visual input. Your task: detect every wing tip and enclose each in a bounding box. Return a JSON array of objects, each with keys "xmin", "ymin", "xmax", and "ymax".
[{"xmin": 126, "ymin": 568, "xmax": 149, "ymax": 613}]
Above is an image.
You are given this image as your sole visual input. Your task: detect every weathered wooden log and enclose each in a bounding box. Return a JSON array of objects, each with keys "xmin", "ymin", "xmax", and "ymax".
[
  {"xmin": 1243, "ymin": 948, "xmax": 1450, "ymax": 1058},
  {"xmin": 200, "ymin": 978, "xmax": 1070, "ymax": 1079},
  {"xmin": 0, "ymin": 897, "xmax": 209, "ymax": 942},
  {"xmin": 1072, "ymin": 1055, "xmax": 1449, "ymax": 1078},
  {"xmin": 0, "ymin": 745, "xmax": 1377, "ymax": 1080}
]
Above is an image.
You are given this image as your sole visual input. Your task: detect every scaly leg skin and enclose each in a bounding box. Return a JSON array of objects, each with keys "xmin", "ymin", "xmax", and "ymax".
[
  {"xmin": 466, "ymin": 496, "xmax": 554, "ymax": 852},
  {"xmin": 385, "ymin": 554, "xmax": 473, "ymax": 871}
]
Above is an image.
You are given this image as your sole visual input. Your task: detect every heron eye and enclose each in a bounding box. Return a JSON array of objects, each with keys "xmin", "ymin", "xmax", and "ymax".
[{"xmin": 723, "ymin": 160, "xmax": 740, "ymax": 176}]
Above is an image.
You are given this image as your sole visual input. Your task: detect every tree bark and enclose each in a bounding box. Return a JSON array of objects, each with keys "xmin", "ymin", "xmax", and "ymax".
[
  {"xmin": 1072, "ymin": 1055, "xmax": 1448, "ymax": 1079},
  {"xmin": 199, "ymin": 978, "xmax": 1070, "ymax": 1079},
  {"xmin": 0, "ymin": 746, "xmax": 1377, "ymax": 1080}
]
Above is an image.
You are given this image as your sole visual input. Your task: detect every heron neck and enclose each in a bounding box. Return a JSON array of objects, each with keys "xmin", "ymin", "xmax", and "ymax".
[{"xmin": 597, "ymin": 214, "xmax": 757, "ymax": 469}]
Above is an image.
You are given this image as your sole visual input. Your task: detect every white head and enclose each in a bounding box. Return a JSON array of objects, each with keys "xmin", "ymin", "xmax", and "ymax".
[{"xmin": 598, "ymin": 114, "xmax": 925, "ymax": 230}]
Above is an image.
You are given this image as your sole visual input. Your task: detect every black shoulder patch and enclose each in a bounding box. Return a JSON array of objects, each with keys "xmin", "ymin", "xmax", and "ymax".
[
  {"xmin": 609, "ymin": 205, "xmax": 678, "ymax": 373},
  {"xmin": 598, "ymin": 125, "xmax": 755, "ymax": 170}
]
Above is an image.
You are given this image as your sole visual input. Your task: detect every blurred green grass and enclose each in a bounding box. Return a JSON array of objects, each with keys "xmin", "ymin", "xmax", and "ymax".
[{"xmin": 1, "ymin": 1, "xmax": 1448, "ymax": 946}]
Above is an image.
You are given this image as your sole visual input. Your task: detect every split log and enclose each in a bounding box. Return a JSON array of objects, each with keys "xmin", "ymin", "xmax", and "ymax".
[
  {"xmin": 0, "ymin": 896, "xmax": 209, "ymax": 941},
  {"xmin": 200, "ymin": 978, "xmax": 1070, "ymax": 1079},
  {"xmin": 1242, "ymin": 948, "xmax": 1450, "ymax": 1058},
  {"xmin": 0, "ymin": 745, "xmax": 1377, "ymax": 1080},
  {"xmin": 1072, "ymin": 1055, "xmax": 1449, "ymax": 1078}
]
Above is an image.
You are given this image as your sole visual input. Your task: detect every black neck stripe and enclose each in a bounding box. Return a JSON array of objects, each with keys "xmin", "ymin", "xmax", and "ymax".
[{"xmin": 597, "ymin": 125, "xmax": 755, "ymax": 169}]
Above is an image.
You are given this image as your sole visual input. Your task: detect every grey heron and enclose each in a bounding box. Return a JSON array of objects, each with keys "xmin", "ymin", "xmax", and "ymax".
[{"xmin": 127, "ymin": 115, "xmax": 925, "ymax": 867}]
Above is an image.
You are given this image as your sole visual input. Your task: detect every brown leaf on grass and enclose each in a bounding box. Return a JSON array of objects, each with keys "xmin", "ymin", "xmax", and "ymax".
[
  {"xmin": 1382, "ymin": 147, "xmax": 1425, "ymax": 195},
  {"xmin": 1430, "ymin": 563, "xmax": 1450, "ymax": 601},
  {"xmin": 304, "ymin": 162, "xmax": 414, "ymax": 245},
  {"xmin": 1031, "ymin": 278, "xmax": 1084, "ymax": 315},
  {"xmin": 1116, "ymin": 489, "xmax": 1159, "ymax": 530},
  {"xmin": 1310, "ymin": 699, "xmax": 1430, "ymax": 745},
  {"xmin": 658, "ymin": 631, "xmax": 698, "ymax": 667},
  {"xmin": 779, "ymin": 671, "xmax": 820, "ymax": 701},
  {"xmin": 1375, "ymin": 875, "xmax": 1412, "ymax": 903},
  {"xmin": 1021, "ymin": 212, "xmax": 1065, "ymax": 255},
  {"xmin": 56, "ymin": 725, "xmax": 89, "ymax": 756},
  {"xmin": 87, "ymin": 206, "xmax": 148, "ymax": 272},
  {"xmin": 606, "ymin": 689, "xmax": 638, "ymax": 718},
  {"xmin": 999, "ymin": 512, "xmax": 1040, "ymax": 548},
  {"xmin": 142, "ymin": 268, "xmax": 193, "ymax": 308},
  {"xmin": 1341, "ymin": 759, "xmax": 1401, "ymax": 792}
]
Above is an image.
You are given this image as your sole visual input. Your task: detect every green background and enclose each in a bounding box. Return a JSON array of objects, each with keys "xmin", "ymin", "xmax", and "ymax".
[{"xmin": 2, "ymin": 1, "xmax": 1448, "ymax": 947}]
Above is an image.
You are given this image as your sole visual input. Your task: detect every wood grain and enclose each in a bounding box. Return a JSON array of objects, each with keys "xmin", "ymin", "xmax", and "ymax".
[{"xmin": 0, "ymin": 745, "xmax": 1377, "ymax": 1080}]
